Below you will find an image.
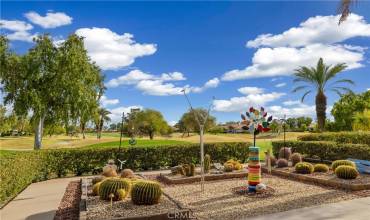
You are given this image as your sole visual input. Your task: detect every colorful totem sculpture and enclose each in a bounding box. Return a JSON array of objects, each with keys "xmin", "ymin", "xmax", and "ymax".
[{"xmin": 241, "ymin": 107, "xmax": 272, "ymax": 192}]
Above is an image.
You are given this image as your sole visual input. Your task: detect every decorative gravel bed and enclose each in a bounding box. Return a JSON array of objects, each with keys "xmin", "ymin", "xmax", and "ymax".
[
  {"xmin": 163, "ymin": 174, "xmax": 361, "ymax": 220},
  {"xmin": 55, "ymin": 180, "xmax": 81, "ymax": 220}
]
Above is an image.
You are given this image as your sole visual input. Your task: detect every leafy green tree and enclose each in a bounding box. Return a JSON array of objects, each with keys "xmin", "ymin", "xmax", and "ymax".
[
  {"xmin": 293, "ymin": 58, "xmax": 353, "ymax": 131},
  {"xmin": 178, "ymin": 108, "xmax": 216, "ymax": 136},
  {"xmin": 133, "ymin": 109, "xmax": 170, "ymax": 139},
  {"xmin": 0, "ymin": 35, "xmax": 104, "ymax": 148},
  {"xmin": 352, "ymin": 109, "xmax": 370, "ymax": 131},
  {"xmin": 331, "ymin": 91, "xmax": 370, "ymax": 130}
]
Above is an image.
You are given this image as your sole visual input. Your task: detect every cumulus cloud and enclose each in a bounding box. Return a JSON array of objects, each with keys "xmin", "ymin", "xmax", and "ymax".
[
  {"xmin": 267, "ymin": 104, "xmax": 333, "ymax": 119},
  {"xmin": 283, "ymin": 100, "xmax": 302, "ymax": 106},
  {"xmin": 222, "ymin": 14, "xmax": 370, "ymax": 81},
  {"xmin": 24, "ymin": 11, "xmax": 72, "ymax": 28},
  {"xmin": 237, "ymin": 86, "xmax": 264, "ymax": 95},
  {"xmin": 75, "ymin": 28, "xmax": 157, "ymax": 70},
  {"xmin": 246, "ymin": 14, "xmax": 370, "ymax": 48},
  {"xmin": 275, "ymin": 83, "xmax": 287, "ymax": 88},
  {"xmin": 108, "ymin": 105, "xmax": 143, "ymax": 123},
  {"xmin": 107, "ymin": 69, "xmax": 218, "ymax": 96},
  {"xmin": 100, "ymin": 95, "xmax": 119, "ymax": 107},
  {"xmin": 212, "ymin": 92, "xmax": 285, "ymax": 112},
  {"xmin": 0, "ymin": 19, "xmax": 36, "ymax": 42}
]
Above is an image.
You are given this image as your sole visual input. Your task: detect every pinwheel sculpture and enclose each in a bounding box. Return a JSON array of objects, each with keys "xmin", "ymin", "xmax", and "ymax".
[{"xmin": 241, "ymin": 107, "xmax": 272, "ymax": 192}]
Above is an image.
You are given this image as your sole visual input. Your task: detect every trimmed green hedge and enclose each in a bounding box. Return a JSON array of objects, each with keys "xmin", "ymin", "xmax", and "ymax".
[
  {"xmin": 0, "ymin": 142, "xmax": 250, "ymax": 206},
  {"xmin": 298, "ymin": 132, "xmax": 370, "ymax": 146},
  {"xmin": 272, "ymin": 140, "xmax": 370, "ymax": 161}
]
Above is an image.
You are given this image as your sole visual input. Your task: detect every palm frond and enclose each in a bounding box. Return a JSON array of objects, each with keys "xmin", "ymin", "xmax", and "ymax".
[
  {"xmin": 331, "ymin": 88, "xmax": 343, "ymax": 97},
  {"xmin": 292, "ymin": 85, "xmax": 309, "ymax": 93},
  {"xmin": 332, "ymin": 86, "xmax": 353, "ymax": 94},
  {"xmin": 332, "ymin": 79, "xmax": 355, "ymax": 85},
  {"xmin": 338, "ymin": 0, "xmax": 354, "ymax": 25},
  {"xmin": 325, "ymin": 63, "xmax": 347, "ymax": 81},
  {"xmin": 301, "ymin": 90, "xmax": 312, "ymax": 102}
]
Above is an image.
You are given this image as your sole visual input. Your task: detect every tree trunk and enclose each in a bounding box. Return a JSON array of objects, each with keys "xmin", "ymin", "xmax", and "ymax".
[
  {"xmin": 81, "ymin": 122, "xmax": 86, "ymax": 139},
  {"xmin": 149, "ymin": 131, "xmax": 154, "ymax": 140},
  {"xmin": 315, "ymin": 91, "xmax": 327, "ymax": 131},
  {"xmin": 34, "ymin": 114, "xmax": 45, "ymax": 150}
]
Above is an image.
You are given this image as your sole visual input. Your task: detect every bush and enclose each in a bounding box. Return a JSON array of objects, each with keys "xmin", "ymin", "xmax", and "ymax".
[
  {"xmin": 0, "ymin": 142, "xmax": 250, "ymax": 205},
  {"xmin": 295, "ymin": 162, "xmax": 314, "ymax": 174},
  {"xmin": 331, "ymin": 160, "xmax": 356, "ymax": 171},
  {"xmin": 272, "ymin": 141, "xmax": 370, "ymax": 161},
  {"xmin": 298, "ymin": 132, "xmax": 370, "ymax": 146},
  {"xmin": 335, "ymin": 165, "xmax": 359, "ymax": 179},
  {"xmin": 314, "ymin": 164, "xmax": 329, "ymax": 172}
]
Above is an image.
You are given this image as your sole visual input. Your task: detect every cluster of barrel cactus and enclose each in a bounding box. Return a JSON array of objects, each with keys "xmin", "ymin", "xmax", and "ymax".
[
  {"xmin": 183, "ymin": 163, "xmax": 196, "ymax": 176},
  {"xmin": 294, "ymin": 162, "xmax": 314, "ymax": 174},
  {"xmin": 98, "ymin": 178, "xmax": 131, "ymax": 201},
  {"xmin": 331, "ymin": 160, "xmax": 356, "ymax": 171},
  {"xmin": 313, "ymin": 164, "xmax": 329, "ymax": 172},
  {"xmin": 290, "ymin": 153, "xmax": 302, "ymax": 166},
  {"xmin": 276, "ymin": 158, "xmax": 288, "ymax": 168},
  {"xmin": 335, "ymin": 165, "xmax": 359, "ymax": 179},
  {"xmin": 224, "ymin": 159, "xmax": 243, "ymax": 172},
  {"xmin": 131, "ymin": 181, "xmax": 163, "ymax": 205},
  {"xmin": 278, "ymin": 147, "xmax": 292, "ymax": 160}
]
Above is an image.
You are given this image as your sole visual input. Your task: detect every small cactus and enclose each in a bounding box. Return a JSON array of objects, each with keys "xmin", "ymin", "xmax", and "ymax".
[
  {"xmin": 335, "ymin": 165, "xmax": 359, "ymax": 179},
  {"xmin": 314, "ymin": 164, "xmax": 329, "ymax": 172},
  {"xmin": 270, "ymin": 156, "xmax": 277, "ymax": 167},
  {"xmin": 131, "ymin": 181, "xmax": 162, "ymax": 205},
  {"xmin": 278, "ymin": 147, "xmax": 291, "ymax": 160},
  {"xmin": 120, "ymin": 169, "xmax": 134, "ymax": 178},
  {"xmin": 92, "ymin": 182, "xmax": 102, "ymax": 196},
  {"xmin": 183, "ymin": 163, "xmax": 195, "ymax": 176},
  {"xmin": 295, "ymin": 162, "xmax": 314, "ymax": 174},
  {"xmin": 290, "ymin": 153, "xmax": 302, "ymax": 166},
  {"xmin": 224, "ymin": 163, "xmax": 233, "ymax": 172},
  {"xmin": 116, "ymin": 189, "xmax": 127, "ymax": 200},
  {"xmin": 331, "ymin": 160, "xmax": 356, "ymax": 171},
  {"xmin": 99, "ymin": 178, "xmax": 131, "ymax": 201},
  {"xmin": 102, "ymin": 165, "xmax": 118, "ymax": 177},
  {"xmin": 171, "ymin": 165, "xmax": 185, "ymax": 175},
  {"xmin": 277, "ymin": 158, "xmax": 288, "ymax": 168},
  {"xmin": 204, "ymin": 154, "xmax": 211, "ymax": 173}
]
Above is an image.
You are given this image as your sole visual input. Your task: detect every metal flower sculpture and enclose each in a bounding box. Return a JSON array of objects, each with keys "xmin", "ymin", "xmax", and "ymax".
[{"xmin": 241, "ymin": 106, "xmax": 272, "ymax": 146}]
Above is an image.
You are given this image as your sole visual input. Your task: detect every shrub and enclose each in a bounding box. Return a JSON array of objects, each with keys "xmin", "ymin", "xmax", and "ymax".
[
  {"xmin": 290, "ymin": 153, "xmax": 302, "ymax": 166},
  {"xmin": 298, "ymin": 132, "xmax": 370, "ymax": 146},
  {"xmin": 295, "ymin": 162, "xmax": 314, "ymax": 174},
  {"xmin": 278, "ymin": 147, "xmax": 291, "ymax": 160},
  {"xmin": 314, "ymin": 164, "xmax": 329, "ymax": 172},
  {"xmin": 204, "ymin": 154, "xmax": 211, "ymax": 173},
  {"xmin": 99, "ymin": 178, "xmax": 131, "ymax": 201},
  {"xmin": 0, "ymin": 142, "xmax": 250, "ymax": 205},
  {"xmin": 131, "ymin": 181, "xmax": 162, "ymax": 205},
  {"xmin": 277, "ymin": 158, "xmax": 288, "ymax": 168},
  {"xmin": 272, "ymin": 141, "xmax": 370, "ymax": 161},
  {"xmin": 335, "ymin": 165, "xmax": 359, "ymax": 179},
  {"xmin": 331, "ymin": 160, "xmax": 356, "ymax": 171},
  {"xmin": 120, "ymin": 169, "xmax": 134, "ymax": 178}
]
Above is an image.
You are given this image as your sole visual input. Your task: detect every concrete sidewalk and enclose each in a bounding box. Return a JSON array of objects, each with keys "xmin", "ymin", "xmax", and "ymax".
[
  {"xmin": 246, "ymin": 196, "xmax": 370, "ymax": 220},
  {"xmin": 1, "ymin": 177, "xmax": 80, "ymax": 220}
]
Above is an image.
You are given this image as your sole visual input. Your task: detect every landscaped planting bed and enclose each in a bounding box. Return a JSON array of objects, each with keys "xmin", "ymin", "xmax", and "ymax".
[
  {"xmin": 163, "ymin": 174, "xmax": 362, "ymax": 220},
  {"xmin": 261, "ymin": 166, "xmax": 370, "ymax": 190}
]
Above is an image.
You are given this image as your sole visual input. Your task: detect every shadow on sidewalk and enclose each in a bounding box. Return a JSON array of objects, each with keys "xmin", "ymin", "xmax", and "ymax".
[{"xmin": 25, "ymin": 210, "xmax": 55, "ymax": 220}]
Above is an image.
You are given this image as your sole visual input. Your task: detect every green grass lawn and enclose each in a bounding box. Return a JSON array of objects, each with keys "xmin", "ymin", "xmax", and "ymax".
[
  {"xmin": 255, "ymin": 140, "xmax": 273, "ymax": 161},
  {"xmin": 85, "ymin": 139, "xmax": 190, "ymax": 148}
]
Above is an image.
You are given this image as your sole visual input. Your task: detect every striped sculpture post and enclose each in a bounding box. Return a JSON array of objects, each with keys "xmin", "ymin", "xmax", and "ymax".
[{"xmin": 248, "ymin": 146, "xmax": 261, "ymax": 192}]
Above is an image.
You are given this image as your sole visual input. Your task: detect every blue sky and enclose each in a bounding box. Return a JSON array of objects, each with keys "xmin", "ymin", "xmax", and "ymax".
[{"xmin": 1, "ymin": 1, "xmax": 370, "ymax": 125}]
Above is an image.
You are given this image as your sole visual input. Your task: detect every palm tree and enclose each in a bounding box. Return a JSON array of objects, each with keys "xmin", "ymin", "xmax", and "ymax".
[
  {"xmin": 293, "ymin": 58, "xmax": 354, "ymax": 131},
  {"xmin": 97, "ymin": 108, "xmax": 111, "ymax": 139}
]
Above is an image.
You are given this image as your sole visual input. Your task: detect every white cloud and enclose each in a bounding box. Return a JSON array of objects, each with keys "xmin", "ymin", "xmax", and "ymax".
[
  {"xmin": 283, "ymin": 100, "xmax": 301, "ymax": 106},
  {"xmin": 367, "ymin": 88, "xmax": 370, "ymax": 91},
  {"xmin": 24, "ymin": 11, "xmax": 72, "ymax": 28},
  {"xmin": 108, "ymin": 105, "xmax": 143, "ymax": 123},
  {"xmin": 100, "ymin": 95, "xmax": 119, "ymax": 107},
  {"xmin": 0, "ymin": 19, "xmax": 36, "ymax": 42},
  {"xmin": 168, "ymin": 120, "xmax": 177, "ymax": 126},
  {"xmin": 191, "ymin": 77, "xmax": 220, "ymax": 93},
  {"xmin": 246, "ymin": 14, "xmax": 370, "ymax": 48},
  {"xmin": 213, "ymin": 92, "xmax": 285, "ymax": 112},
  {"xmin": 267, "ymin": 104, "xmax": 333, "ymax": 119},
  {"xmin": 75, "ymin": 28, "xmax": 157, "ymax": 70},
  {"xmin": 107, "ymin": 69, "xmax": 217, "ymax": 96},
  {"xmin": 275, "ymin": 83, "xmax": 286, "ymax": 88},
  {"xmin": 222, "ymin": 43, "xmax": 364, "ymax": 81},
  {"xmin": 237, "ymin": 86, "xmax": 264, "ymax": 95},
  {"xmin": 222, "ymin": 14, "xmax": 370, "ymax": 81}
]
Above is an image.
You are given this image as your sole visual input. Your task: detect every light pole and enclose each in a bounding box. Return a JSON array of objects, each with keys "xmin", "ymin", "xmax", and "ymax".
[{"xmin": 181, "ymin": 89, "xmax": 213, "ymax": 193}]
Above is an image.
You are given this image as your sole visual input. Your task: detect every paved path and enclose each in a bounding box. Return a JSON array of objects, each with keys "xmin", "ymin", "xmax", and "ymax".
[
  {"xmin": 246, "ymin": 196, "xmax": 370, "ymax": 220},
  {"xmin": 1, "ymin": 177, "xmax": 80, "ymax": 220}
]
